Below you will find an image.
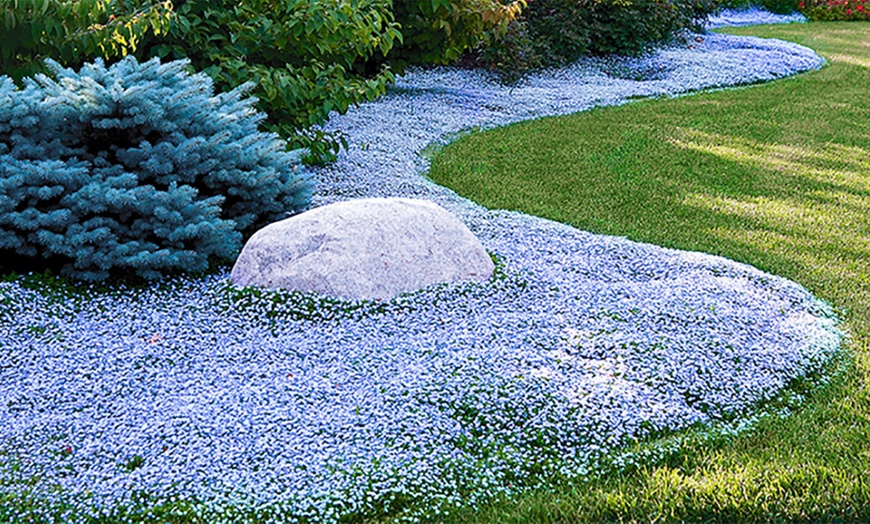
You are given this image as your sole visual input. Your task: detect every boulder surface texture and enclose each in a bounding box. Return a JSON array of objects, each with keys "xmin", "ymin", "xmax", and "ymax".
[{"xmin": 230, "ymin": 198, "xmax": 494, "ymax": 300}]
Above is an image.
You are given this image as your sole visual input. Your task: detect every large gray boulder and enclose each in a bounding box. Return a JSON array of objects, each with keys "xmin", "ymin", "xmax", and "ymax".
[{"xmin": 230, "ymin": 198, "xmax": 494, "ymax": 300}]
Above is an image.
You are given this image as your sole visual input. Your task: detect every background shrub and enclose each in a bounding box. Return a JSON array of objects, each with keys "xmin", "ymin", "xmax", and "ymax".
[
  {"xmin": 389, "ymin": 0, "xmax": 524, "ymax": 66},
  {"xmin": 141, "ymin": 0, "xmax": 402, "ymax": 157},
  {"xmin": 759, "ymin": 0, "xmax": 801, "ymax": 13},
  {"xmin": 533, "ymin": 0, "xmax": 716, "ymax": 60},
  {"xmin": 477, "ymin": 18, "xmax": 541, "ymax": 83},
  {"xmin": 0, "ymin": 0, "xmax": 173, "ymax": 80},
  {"xmin": 482, "ymin": 0, "xmax": 720, "ymax": 79},
  {"xmin": 714, "ymin": 0, "xmax": 754, "ymax": 8},
  {"xmin": 0, "ymin": 56, "xmax": 313, "ymax": 281}
]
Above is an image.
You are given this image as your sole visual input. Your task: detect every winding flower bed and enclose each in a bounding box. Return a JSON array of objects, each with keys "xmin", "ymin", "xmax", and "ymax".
[{"xmin": 0, "ymin": 15, "xmax": 844, "ymax": 523}]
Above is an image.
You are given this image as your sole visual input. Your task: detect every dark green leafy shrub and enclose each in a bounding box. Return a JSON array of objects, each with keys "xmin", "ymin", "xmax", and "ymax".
[
  {"xmin": 142, "ymin": 0, "xmax": 403, "ymax": 156},
  {"xmin": 760, "ymin": 0, "xmax": 800, "ymax": 13},
  {"xmin": 536, "ymin": 0, "xmax": 716, "ymax": 59},
  {"xmin": 0, "ymin": 56, "xmax": 313, "ymax": 281},
  {"xmin": 486, "ymin": 0, "xmax": 719, "ymax": 76},
  {"xmin": 0, "ymin": 0, "xmax": 173, "ymax": 80},
  {"xmin": 714, "ymin": 0, "xmax": 753, "ymax": 8},
  {"xmin": 477, "ymin": 19, "xmax": 541, "ymax": 83},
  {"xmin": 390, "ymin": 0, "xmax": 525, "ymax": 66}
]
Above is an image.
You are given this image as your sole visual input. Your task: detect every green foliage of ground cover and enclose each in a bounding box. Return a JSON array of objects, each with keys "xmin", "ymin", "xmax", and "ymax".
[{"xmin": 427, "ymin": 22, "xmax": 870, "ymax": 522}]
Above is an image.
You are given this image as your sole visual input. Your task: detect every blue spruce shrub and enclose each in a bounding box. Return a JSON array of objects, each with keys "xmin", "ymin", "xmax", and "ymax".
[{"xmin": 0, "ymin": 56, "xmax": 313, "ymax": 281}]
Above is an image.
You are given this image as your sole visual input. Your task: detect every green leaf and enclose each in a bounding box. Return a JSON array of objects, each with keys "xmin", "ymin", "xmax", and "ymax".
[
  {"xmin": 30, "ymin": 19, "xmax": 43, "ymax": 44},
  {"xmin": 4, "ymin": 8, "xmax": 16, "ymax": 28}
]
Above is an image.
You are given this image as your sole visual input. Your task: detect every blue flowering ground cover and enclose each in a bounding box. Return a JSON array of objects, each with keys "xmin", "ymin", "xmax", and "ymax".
[
  {"xmin": 705, "ymin": 6, "xmax": 808, "ymax": 28},
  {"xmin": 0, "ymin": 11, "xmax": 845, "ymax": 523}
]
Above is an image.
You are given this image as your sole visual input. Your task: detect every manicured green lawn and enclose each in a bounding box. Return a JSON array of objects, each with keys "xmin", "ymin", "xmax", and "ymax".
[{"xmin": 427, "ymin": 22, "xmax": 870, "ymax": 523}]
